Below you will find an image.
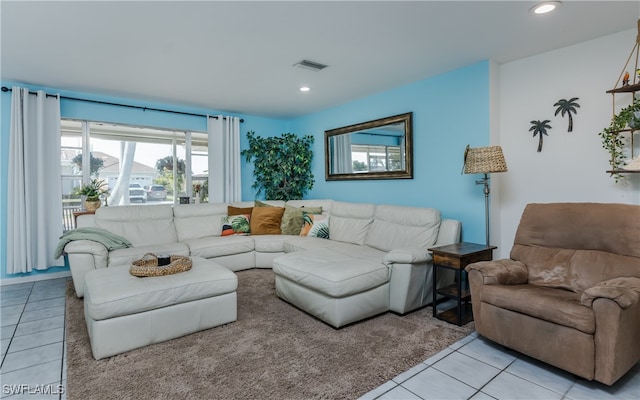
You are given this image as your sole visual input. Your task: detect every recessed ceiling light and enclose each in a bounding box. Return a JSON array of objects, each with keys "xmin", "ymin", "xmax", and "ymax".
[
  {"xmin": 300, "ymin": 86, "xmax": 311, "ymax": 92},
  {"xmin": 531, "ymin": 1, "xmax": 561, "ymax": 15}
]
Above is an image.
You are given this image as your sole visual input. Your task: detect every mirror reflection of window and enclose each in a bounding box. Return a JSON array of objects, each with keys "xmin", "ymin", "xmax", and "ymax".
[{"xmin": 325, "ymin": 112, "xmax": 412, "ymax": 180}]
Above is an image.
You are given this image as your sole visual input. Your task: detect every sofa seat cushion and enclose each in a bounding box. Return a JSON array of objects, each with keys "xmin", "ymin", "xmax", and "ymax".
[
  {"xmin": 252, "ymin": 235, "xmax": 290, "ymax": 253},
  {"xmin": 481, "ymin": 284, "xmax": 595, "ymax": 334},
  {"xmin": 283, "ymin": 237, "xmax": 385, "ymax": 262},
  {"xmin": 283, "ymin": 236, "xmax": 337, "ymax": 253},
  {"xmin": 84, "ymin": 257, "xmax": 238, "ymax": 321},
  {"xmin": 183, "ymin": 235, "xmax": 254, "ymax": 259},
  {"xmin": 273, "ymin": 249, "xmax": 390, "ymax": 298},
  {"xmin": 108, "ymin": 243, "xmax": 190, "ymax": 268}
]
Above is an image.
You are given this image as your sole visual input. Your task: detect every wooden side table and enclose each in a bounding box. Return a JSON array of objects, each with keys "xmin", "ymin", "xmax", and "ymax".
[
  {"xmin": 73, "ymin": 210, "xmax": 95, "ymax": 224},
  {"xmin": 428, "ymin": 242, "xmax": 496, "ymax": 326}
]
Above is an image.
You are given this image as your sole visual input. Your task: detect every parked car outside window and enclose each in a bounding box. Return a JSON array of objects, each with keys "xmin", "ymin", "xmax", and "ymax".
[
  {"xmin": 129, "ymin": 183, "xmax": 147, "ymax": 203},
  {"xmin": 146, "ymin": 184, "xmax": 167, "ymax": 201}
]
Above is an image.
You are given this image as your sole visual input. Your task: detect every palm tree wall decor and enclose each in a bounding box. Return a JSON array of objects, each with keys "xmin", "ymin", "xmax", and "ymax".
[
  {"xmin": 529, "ymin": 120, "xmax": 552, "ymax": 152},
  {"xmin": 554, "ymin": 97, "xmax": 580, "ymax": 132}
]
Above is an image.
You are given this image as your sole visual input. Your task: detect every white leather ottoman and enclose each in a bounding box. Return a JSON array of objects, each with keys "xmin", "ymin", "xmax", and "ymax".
[
  {"xmin": 273, "ymin": 249, "xmax": 390, "ymax": 328},
  {"xmin": 83, "ymin": 256, "xmax": 237, "ymax": 360}
]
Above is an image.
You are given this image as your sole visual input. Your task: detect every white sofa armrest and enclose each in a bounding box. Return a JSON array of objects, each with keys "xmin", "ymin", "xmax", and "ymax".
[
  {"xmin": 384, "ymin": 247, "xmax": 432, "ymax": 264},
  {"xmin": 387, "ymin": 219, "xmax": 460, "ymax": 314},
  {"xmin": 64, "ymin": 240, "xmax": 108, "ymax": 298}
]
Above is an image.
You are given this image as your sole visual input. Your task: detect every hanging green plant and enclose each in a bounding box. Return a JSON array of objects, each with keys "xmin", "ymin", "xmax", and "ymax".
[
  {"xmin": 599, "ymin": 97, "xmax": 640, "ymax": 180},
  {"xmin": 241, "ymin": 131, "xmax": 315, "ymax": 201}
]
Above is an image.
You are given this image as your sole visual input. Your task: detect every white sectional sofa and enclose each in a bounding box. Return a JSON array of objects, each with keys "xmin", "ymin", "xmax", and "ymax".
[{"xmin": 64, "ymin": 199, "xmax": 460, "ymax": 326}]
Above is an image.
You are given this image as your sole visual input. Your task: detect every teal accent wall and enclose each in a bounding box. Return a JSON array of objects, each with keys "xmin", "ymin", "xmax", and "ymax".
[
  {"xmin": 284, "ymin": 61, "xmax": 491, "ymax": 242},
  {"xmin": 0, "ymin": 82, "xmax": 287, "ymax": 280},
  {"xmin": 1, "ymin": 60, "xmax": 490, "ymax": 281}
]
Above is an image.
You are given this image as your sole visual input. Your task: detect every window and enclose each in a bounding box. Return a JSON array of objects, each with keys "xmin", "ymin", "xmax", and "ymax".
[{"xmin": 60, "ymin": 119, "xmax": 207, "ymax": 229}]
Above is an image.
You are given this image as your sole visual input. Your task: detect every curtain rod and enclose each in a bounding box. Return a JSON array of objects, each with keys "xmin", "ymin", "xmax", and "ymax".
[{"xmin": 1, "ymin": 86, "xmax": 244, "ymax": 122}]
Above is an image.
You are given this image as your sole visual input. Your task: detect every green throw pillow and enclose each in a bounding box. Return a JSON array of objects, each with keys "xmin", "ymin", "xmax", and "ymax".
[{"xmin": 281, "ymin": 205, "xmax": 322, "ymax": 235}]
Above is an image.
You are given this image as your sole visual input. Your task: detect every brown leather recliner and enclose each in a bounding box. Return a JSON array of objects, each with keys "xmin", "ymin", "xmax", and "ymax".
[{"xmin": 466, "ymin": 202, "xmax": 640, "ymax": 386}]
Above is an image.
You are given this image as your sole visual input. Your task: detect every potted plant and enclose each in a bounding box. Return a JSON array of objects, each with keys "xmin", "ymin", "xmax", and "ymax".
[
  {"xmin": 241, "ymin": 131, "xmax": 314, "ymax": 201},
  {"xmin": 79, "ymin": 178, "xmax": 109, "ymax": 211}
]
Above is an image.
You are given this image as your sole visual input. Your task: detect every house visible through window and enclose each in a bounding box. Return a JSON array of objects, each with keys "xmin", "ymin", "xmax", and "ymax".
[{"xmin": 60, "ymin": 119, "xmax": 207, "ymax": 230}]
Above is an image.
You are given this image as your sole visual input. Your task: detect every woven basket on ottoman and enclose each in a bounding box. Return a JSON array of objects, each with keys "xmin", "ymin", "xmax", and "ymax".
[{"xmin": 83, "ymin": 256, "xmax": 237, "ymax": 360}]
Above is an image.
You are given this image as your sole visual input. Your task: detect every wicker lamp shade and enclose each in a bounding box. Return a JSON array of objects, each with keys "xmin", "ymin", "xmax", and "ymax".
[{"xmin": 463, "ymin": 145, "xmax": 508, "ymax": 174}]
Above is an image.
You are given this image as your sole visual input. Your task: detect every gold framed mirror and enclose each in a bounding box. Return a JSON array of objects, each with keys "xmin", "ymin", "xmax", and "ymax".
[{"xmin": 325, "ymin": 112, "xmax": 413, "ymax": 180}]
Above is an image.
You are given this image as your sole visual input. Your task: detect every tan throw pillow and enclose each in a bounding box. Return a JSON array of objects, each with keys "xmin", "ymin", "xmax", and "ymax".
[
  {"xmin": 228, "ymin": 206, "xmax": 254, "ymax": 216},
  {"xmin": 250, "ymin": 206, "xmax": 285, "ymax": 235},
  {"xmin": 280, "ymin": 205, "xmax": 323, "ymax": 235}
]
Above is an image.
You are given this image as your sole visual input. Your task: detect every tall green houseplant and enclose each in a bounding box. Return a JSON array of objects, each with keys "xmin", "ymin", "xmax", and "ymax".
[{"xmin": 241, "ymin": 131, "xmax": 314, "ymax": 201}]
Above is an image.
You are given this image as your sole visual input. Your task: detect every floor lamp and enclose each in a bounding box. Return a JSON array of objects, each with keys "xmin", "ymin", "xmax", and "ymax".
[{"xmin": 463, "ymin": 145, "xmax": 508, "ymax": 246}]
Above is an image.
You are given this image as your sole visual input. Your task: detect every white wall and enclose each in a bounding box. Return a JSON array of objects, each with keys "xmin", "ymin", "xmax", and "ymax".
[{"xmin": 495, "ymin": 28, "xmax": 640, "ymax": 258}]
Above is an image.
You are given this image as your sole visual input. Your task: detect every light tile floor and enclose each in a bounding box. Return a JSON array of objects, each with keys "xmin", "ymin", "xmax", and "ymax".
[
  {"xmin": 1, "ymin": 278, "xmax": 67, "ymax": 399},
  {"xmin": 1, "ymin": 277, "xmax": 639, "ymax": 400}
]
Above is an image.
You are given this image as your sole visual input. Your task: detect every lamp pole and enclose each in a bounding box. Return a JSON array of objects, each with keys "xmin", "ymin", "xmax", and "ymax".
[{"xmin": 475, "ymin": 173, "xmax": 491, "ymax": 246}]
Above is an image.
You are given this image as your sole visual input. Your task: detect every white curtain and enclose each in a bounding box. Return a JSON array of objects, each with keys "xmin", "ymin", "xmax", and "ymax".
[
  {"xmin": 7, "ymin": 87, "xmax": 63, "ymax": 274},
  {"xmin": 207, "ymin": 115, "xmax": 241, "ymax": 203},
  {"xmin": 331, "ymin": 134, "xmax": 352, "ymax": 174}
]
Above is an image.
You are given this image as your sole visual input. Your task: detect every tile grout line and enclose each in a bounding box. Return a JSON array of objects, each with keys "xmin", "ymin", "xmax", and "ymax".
[
  {"xmin": 0, "ymin": 283, "xmax": 34, "ymax": 370},
  {"xmin": 428, "ymin": 346, "xmax": 506, "ymax": 399},
  {"xmin": 471, "ymin": 355, "xmax": 518, "ymax": 397},
  {"xmin": 59, "ymin": 286, "xmax": 68, "ymax": 400},
  {"xmin": 462, "ymin": 345, "xmax": 580, "ymax": 399},
  {"xmin": 2, "ymin": 340, "xmax": 65, "ymax": 373},
  {"xmin": 371, "ymin": 342, "xmax": 462, "ymax": 398},
  {"xmin": 560, "ymin": 380, "xmax": 578, "ymax": 400}
]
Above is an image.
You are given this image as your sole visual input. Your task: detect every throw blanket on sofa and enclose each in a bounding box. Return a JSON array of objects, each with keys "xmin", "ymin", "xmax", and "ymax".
[{"xmin": 54, "ymin": 227, "xmax": 132, "ymax": 259}]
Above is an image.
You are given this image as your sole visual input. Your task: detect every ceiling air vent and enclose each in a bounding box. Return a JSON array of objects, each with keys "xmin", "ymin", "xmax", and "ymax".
[{"xmin": 293, "ymin": 59, "xmax": 328, "ymax": 71}]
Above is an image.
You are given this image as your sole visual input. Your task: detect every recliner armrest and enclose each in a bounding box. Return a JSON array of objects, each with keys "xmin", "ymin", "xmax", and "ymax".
[
  {"xmin": 64, "ymin": 239, "xmax": 108, "ymax": 255},
  {"xmin": 465, "ymin": 259, "xmax": 528, "ymax": 285},
  {"xmin": 581, "ymin": 277, "xmax": 640, "ymax": 309},
  {"xmin": 384, "ymin": 247, "xmax": 432, "ymax": 264}
]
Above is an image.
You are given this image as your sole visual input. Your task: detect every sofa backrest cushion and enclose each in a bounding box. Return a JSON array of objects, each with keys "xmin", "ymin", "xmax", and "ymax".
[
  {"xmin": 511, "ymin": 202, "xmax": 640, "ymax": 292},
  {"xmin": 231, "ymin": 200, "xmax": 286, "ymax": 208},
  {"xmin": 285, "ymin": 199, "xmax": 334, "ymax": 215},
  {"xmin": 173, "ymin": 203, "xmax": 229, "ymax": 241},
  {"xmin": 365, "ymin": 205, "xmax": 441, "ymax": 252},
  {"xmin": 95, "ymin": 204, "xmax": 177, "ymax": 247},
  {"xmin": 329, "ymin": 201, "xmax": 375, "ymax": 245},
  {"xmin": 228, "ymin": 206, "xmax": 253, "ymax": 216}
]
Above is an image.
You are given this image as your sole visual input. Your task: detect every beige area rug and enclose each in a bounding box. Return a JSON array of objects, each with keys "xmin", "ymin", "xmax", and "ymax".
[{"xmin": 66, "ymin": 269, "xmax": 474, "ymax": 400}]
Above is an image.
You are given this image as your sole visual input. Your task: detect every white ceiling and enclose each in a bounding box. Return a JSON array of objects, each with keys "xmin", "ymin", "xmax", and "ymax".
[{"xmin": 2, "ymin": 1, "xmax": 638, "ymax": 119}]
